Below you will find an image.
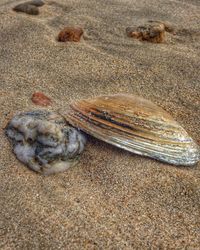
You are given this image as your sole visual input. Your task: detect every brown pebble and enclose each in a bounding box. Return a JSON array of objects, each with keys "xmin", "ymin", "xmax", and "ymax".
[
  {"xmin": 31, "ymin": 92, "xmax": 52, "ymax": 106},
  {"xmin": 148, "ymin": 20, "xmax": 175, "ymax": 33},
  {"xmin": 13, "ymin": 3, "xmax": 39, "ymax": 15},
  {"xmin": 58, "ymin": 27, "xmax": 84, "ymax": 42},
  {"xmin": 126, "ymin": 22, "xmax": 166, "ymax": 43}
]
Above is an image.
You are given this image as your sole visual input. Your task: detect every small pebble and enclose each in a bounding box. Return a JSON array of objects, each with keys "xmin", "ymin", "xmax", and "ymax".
[
  {"xmin": 58, "ymin": 27, "xmax": 84, "ymax": 42},
  {"xmin": 26, "ymin": 0, "xmax": 45, "ymax": 7},
  {"xmin": 148, "ymin": 20, "xmax": 175, "ymax": 33},
  {"xmin": 13, "ymin": 3, "xmax": 39, "ymax": 15},
  {"xmin": 126, "ymin": 21, "xmax": 166, "ymax": 43},
  {"xmin": 31, "ymin": 92, "xmax": 52, "ymax": 106}
]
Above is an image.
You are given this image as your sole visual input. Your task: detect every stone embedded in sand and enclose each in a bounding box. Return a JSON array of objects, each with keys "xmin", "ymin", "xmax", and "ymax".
[
  {"xmin": 31, "ymin": 92, "xmax": 52, "ymax": 106},
  {"xmin": 58, "ymin": 27, "xmax": 84, "ymax": 42},
  {"xmin": 13, "ymin": 0, "xmax": 44, "ymax": 15},
  {"xmin": 13, "ymin": 3, "xmax": 39, "ymax": 15},
  {"xmin": 6, "ymin": 111, "xmax": 86, "ymax": 175},
  {"xmin": 148, "ymin": 20, "xmax": 175, "ymax": 34},
  {"xmin": 126, "ymin": 22, "xmax": 166, "ymax": 43},
  {"xmin": 26, "ymin": 0, "xmax": 45, "ymax": 7}
]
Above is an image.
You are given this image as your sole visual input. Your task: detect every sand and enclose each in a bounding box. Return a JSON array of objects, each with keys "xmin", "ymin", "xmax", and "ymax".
[{"xmin": 0, "ymin": 0, "xmax": 200, "ymax": 249}]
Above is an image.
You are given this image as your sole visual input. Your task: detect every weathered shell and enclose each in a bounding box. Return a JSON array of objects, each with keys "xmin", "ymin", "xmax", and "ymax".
[
  {"xmin": 6, "ymin": 110, "xmax": 86, "ymax": 175},
  {"xmin": 65, "ymin": 94, "xmax": 200, "ymax": 166}
]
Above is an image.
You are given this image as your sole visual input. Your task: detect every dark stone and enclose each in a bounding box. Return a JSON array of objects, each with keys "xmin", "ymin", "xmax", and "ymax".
[
  {"xmin": 13, "ymin": 3, "xmax": 39, "ymax": 15},
  {"xmin": 27, "ymin": 0, "xmax": 45, "ymax": 7}
]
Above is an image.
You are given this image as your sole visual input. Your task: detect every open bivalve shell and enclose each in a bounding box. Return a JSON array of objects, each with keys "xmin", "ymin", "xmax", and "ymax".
[{"xmin": 65, "ymin": 94, "xmax": 200, "ymax": 166}]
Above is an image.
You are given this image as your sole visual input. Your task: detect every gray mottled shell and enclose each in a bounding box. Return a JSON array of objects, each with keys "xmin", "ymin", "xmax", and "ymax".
[
  {"xmin": 6, "ymin": 110, "xmax": 86, "ymax": 175},
  {"xmin": 65, "ymin": 94, "xmax": 200, "ymax": 166}
]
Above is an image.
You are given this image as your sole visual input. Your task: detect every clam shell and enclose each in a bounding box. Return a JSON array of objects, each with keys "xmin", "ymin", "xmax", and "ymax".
[{"xmin": 65, "ymin": 94, "xmax": 200, "ymax": 166}]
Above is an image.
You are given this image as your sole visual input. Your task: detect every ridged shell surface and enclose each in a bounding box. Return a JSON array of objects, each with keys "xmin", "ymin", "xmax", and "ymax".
[{"xmin": 65, "ymin": 94, "xmax": 200, "ymax": 166}]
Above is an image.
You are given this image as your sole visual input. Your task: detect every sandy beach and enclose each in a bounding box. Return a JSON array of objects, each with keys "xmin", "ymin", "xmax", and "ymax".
[{"xmin": 0, "ymin": 0, "xmax": 200, "ymax": 249}]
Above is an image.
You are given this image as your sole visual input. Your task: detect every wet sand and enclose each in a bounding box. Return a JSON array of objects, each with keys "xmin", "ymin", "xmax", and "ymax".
[{"xmin": 0, "ymin": 0, "xmax": 200, "ymax": 249}]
